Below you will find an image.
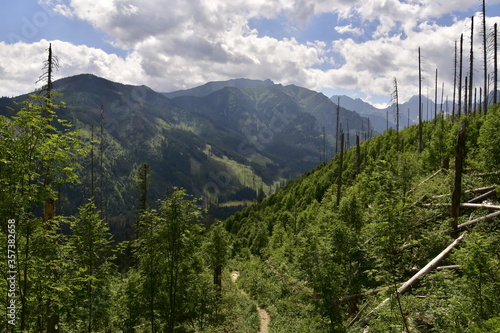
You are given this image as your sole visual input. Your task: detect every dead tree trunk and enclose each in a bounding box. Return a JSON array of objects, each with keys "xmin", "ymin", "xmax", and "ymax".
[
  {"xmin": 482, "ymin": 0, "xmax": 488, "ymax": 113},
  {"xmin": 469, "ymin": 16, "xmax": 474, "ymax": 114},
  {"xmin": 358, "ymin": 232, "xmax": 467, "ymax": 327},
  {"xmin": 465, "ymin": 76, "xmax": 468, "ymax": 115},
  {"xmin": 356, "ymin": 134, "xmax": 361, "ymax": 175},
  {"xmin": 450, "ymin": 210, "xmax": 500, "ymax": 232},
  {"xmin": 453, "ymin": 40, "xmax": 457, "ymax": 118},
  {"xmin": 336, "ymin": 133, "xmax": 344, "ymax": 207},
  {"xmin": 458, "ymin": 34, "xmax": 464, "ymax": 117},
  {"xmin": 450, "ymin": 122, "xmax": 466, "ymax": 231},
  {"xmin": 435, "ymin": 68, "xmax": 438, "ymax": 122},
  {"xmin": 494, "ymin": 23, "xmax": 498, "ymax": 105},
  {"xmin": 335, "ymin": 97, "xmax": 340, "ymax": 155},
  {"xmin": 419, "ymin": 47, "xmax": 423, "ymax": 151}
]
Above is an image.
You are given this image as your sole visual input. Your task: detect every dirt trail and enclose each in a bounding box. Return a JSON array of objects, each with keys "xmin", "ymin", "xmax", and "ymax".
[{"xmin": 231, "ymin": 271, "xmax": 270, "ymax": 333}]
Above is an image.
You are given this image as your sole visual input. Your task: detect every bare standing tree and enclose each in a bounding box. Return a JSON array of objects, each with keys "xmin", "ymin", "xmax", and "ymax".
[
  {"xmin": 418, "ymin": 47, "xmax": 423, "ymax": 152},
  {"xmin": 494, "ymin": 23, "xmax": 498, "ymax": 104},
  {"xmin": 453, "ymin": 40, "xmax": 457, "ymax": 118},
  {"xmin": 335, "ymin": 97, "xmax": 340, "ymax": 155},
  {"xmin": 336, "ymin": 132, "xmax": 344, "ymax": 207},
  {"xmin": 469, "ymin": 16, "xmax": 474, "ymax": 114},
  {"xmin": 482, "ymin": 0, "xmax": 488, "ymax": 113},
  {"xmin": 458, "ymin": 34, "xmax": 464, "ymax": 117},
  {"xmin": 37, "ymin": 43, "xmax": 59, "ymax": 222},
  {"xmin": 434, "ymin": 68, "xmax": 438, "ymax": 122},
  {"xmin": 392, "ymin": 77, "xmax": 400, "ymax": 133}
]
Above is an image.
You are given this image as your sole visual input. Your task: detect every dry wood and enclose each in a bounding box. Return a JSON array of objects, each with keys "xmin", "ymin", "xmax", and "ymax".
[
  {"xmin": 436, "ymin": 265, "xmax": 461, "ymax": 271},
  {"xmin": 419, "ymin": 203, "xmax": 500, "ymax": 210},
  {"xmin": 398, "ymin": 232, "xmax": 467, "ymax": 294},
  {"xmin": 467, "ymin": 189, "xmax": 497, "ymax": 203},
  {"xmin": 472, "ymin": 186, "xmax": 498, "ymax": 193},
  {"xmin": 348, "ymin": 300, "xmax": 372, "ymax": 327},
  {"xmin": 469, "ymin": 171, "xmax": 500, "ymax": 177},
  {"xmin": 444, "ymin": 210, "xmax": 500, "ymax": 233},
  {"xmin": 461, "ymin": 203, "xmax": 500, "ymax": 210},
  {"xmin": 431, "ymin": 186, "xmax": 496, "ymax": 199},
  {"xmin": 358, "ymin": 232, "xmax": 467, "ymax": 327},
  {"xmin": 451, "ymin": 123, "xmax": 466, "ymax": 230},
  {"xmin": 408, "ymin": 169, "xmax": 445, "ymax": 194}
]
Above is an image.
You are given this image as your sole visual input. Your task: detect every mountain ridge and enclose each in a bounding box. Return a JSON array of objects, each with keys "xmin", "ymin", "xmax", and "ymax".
[{"xmin": 0, "ymin": 73, "xmax": 373, "ymax": 223}]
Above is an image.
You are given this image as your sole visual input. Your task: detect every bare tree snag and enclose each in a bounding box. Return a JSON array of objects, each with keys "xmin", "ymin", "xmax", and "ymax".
[
  {"xmin": 435, "ymin": 68, "xmax": 438, "ymax": 122},
  {"xmin": 450, "ymin": 123, "xmax": 466, "ymax": 231},
  {"xmin": 419, "ymin": 47, "xmax": 423, "ymax": 151},
  {"xmin": 356, "ymin": 134, "xmax": 361, "ymax": 175},
  {"xmin": 336, "ymin": 97, "xmax": 340, "ymax": 155},
  {"xmin": 494, "ymin": 23, "xmax": 498, "ymax": 105},
  {"xmin": 453, "ymin": 40, "xmax": 457, "ymax": 118},
  {"xmin": 469, "ymin": 16, "xmax": 474, "ymax": 114},
  {"xmin": 482, "ymin": 0, "xmax": 488, "ymax": 113},
  {"xmin": 336, "ymin": 133, "xmax": 344, "ymax": 207},
  {"xmin": 458, "ymin": 34, "xmax": 464, "ymax": 117}
]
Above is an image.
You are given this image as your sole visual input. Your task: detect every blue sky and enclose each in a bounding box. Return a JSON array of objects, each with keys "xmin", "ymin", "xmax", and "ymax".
[{"xmin": 1, "ymin": 0, "xmax": 499, "ymax": 107}]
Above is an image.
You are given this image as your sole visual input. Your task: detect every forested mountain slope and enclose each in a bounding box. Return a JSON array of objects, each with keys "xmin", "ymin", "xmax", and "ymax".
[
  {"xmin": 0, "ymin": 74, "xmax": 374, "ymax": 225},
  {"xmin": 0, "ymin": 64, "xmax": 498, "ymax": 332},
  {"xmin": 225, "ymin": 106, "xmax": 500, "ymax": 332}
]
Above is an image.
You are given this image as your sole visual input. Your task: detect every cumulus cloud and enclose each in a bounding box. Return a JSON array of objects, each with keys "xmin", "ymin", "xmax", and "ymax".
[
  {"xmin": 2, "ymin": 0, "xmax": 498, "ymax": 106},
  {"xmin": 0, "ymin": 40, "xmax": 144, "ymax": 96},
  {"xmin": 335, "ymin": 24, "xmax": 364, "ymax": 36}
]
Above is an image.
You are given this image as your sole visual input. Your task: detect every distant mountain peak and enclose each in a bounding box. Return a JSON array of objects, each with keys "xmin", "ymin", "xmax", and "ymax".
[{"xmin": 163, "ymin": 78, "xmax": 275, "ymax": 99}]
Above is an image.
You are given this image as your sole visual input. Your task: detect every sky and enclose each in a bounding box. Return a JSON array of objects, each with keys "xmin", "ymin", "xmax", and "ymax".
[{"xmin": 0, "ymin": 0, "xmax": 499, "ymax": 107}]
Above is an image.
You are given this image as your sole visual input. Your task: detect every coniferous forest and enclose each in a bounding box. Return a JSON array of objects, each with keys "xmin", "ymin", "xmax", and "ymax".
[{"xmin": 1, "ymin": 16, "xmax": 500, "ymax": 333}]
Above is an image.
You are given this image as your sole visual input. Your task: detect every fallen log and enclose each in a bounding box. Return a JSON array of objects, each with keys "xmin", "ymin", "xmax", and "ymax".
[
  {"xmin": 408, "ymin": 169, "xmax": 445, "ymax": 194},
  {"xmin": 436, "ymin": 265, "xmax": 461, "ymax": 271},
  {"xmin": 461, "ymin": 202, "xmax": 500, "ymax": 210},
  {"xmin": 417, "ymin": 203, "xmax": 500, "ymax": 210},
  {"xmin": 358, "ymin": 232, "xmax": 467, "ymax": 327},
  {"xmin": 467, "ymin": 189, "xmax": 497, "ymax": 203},
  {"xmin": 431, "ymin": 186, "xmax": 496, "ymax": 199},
  {"xmin": 348, "ymin": 300, "xmax": 372, "ymax": 327},
  {"xmin": 469, "ymin": 171, "xmax": 500, "ymax": 177},
  {"xmin": 444, "ymin": 210, "xmax": 500, "ymax": 233}
]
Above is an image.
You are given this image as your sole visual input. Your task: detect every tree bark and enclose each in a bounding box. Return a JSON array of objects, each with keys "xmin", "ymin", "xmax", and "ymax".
[
  {"xmin": 419, "ymin": 47, "xmax": 423, "ymax": 151},
  {"xmin": 482, "ymin": 0, "xmax": 488, "ymax": 114},
  {"xmin": 450, "ymin": 123, "xmax": 466, "ymax": 231},
  {"xmin": 467, "ymin": 189, "xmax": 497, "ymax": 203},
  {"xmin": 453, "ymin": 40, "xmax": 457, "ymax": 118},
  {"xmin": 458, "ymin": 34, "xmax": 463, "ymax": 117},
  {"xmin": 358, "ymin": 232, "xmax": 467, "ymax": 327},
  {"xmin": 445, "ymin": 210, "xmax": 500, "ymax": 233},
  {"xmin": 356, "ymin": 134, "xmax": 361, "ymax": 175},
  {"xmin": 469, "ymin": 16, "xmax": 474, "ymax": 114},
  {"xmin": 494, "ymin": 23, "xmax": 498, "ymax": 105},
  {"xmin": 336, "ymin": 133, "xmax": 344, "ymax": 207}
]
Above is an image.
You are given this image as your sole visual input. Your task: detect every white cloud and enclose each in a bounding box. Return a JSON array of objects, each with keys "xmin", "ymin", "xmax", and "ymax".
[
  {"xmin": 0, "ymin": 40, "xmax": 144, "ymax": 96},
  {"xmin": 335, "ymin": 24, "xmax": 364, "ymax": 36},
  {"xmin": 2, "ymin": 0, "xmax": 498, "ymax": 106}
]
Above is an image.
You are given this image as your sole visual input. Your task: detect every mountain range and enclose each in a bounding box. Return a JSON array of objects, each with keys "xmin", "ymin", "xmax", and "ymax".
[
  {"xmin": 2, "ymin": 73, "xmax": 498, "ymax": 236},
  {"xmin": 332, "ymin": 91, "xmax": 500, "ymax": 134},
  {"xmin": 0, "ymin": 74, "xmax": 373, "ymax": 225}
]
